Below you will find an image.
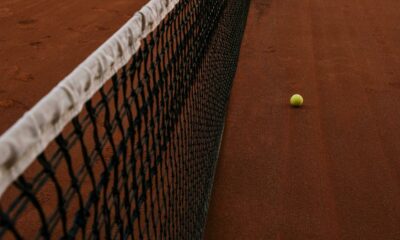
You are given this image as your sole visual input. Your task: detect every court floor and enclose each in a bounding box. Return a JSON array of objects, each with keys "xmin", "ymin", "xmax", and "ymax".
[
  {"xmin": 205, "ymin": 0, "xmax": 400, "ymax": 239},
  {"xmin": 0, "ymin": 0, "xmax": 147, "ymax": 134}
]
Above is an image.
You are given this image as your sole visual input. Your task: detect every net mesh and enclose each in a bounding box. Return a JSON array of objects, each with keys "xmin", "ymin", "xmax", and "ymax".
[{"xmin": 0, "ymin": 0, "xmax": 249, "ymax": 239}]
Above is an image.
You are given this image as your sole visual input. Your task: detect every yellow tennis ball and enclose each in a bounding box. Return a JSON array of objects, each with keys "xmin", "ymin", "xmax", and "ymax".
[{"xmin": 290, "ymin": 94, "xmax": 303, "ymax": 107}]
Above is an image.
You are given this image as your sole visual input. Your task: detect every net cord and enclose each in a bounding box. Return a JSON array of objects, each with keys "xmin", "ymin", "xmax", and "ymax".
[{"xmin": 0, "ymin": 0, "xmax": 179, "ymax": 198}]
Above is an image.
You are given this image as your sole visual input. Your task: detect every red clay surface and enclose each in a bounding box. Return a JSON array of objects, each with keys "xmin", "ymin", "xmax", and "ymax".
[
  {"xmin": 2, "ymin": 0, "xmax": 400, "ymax": 239},
  {"xmin": 0, "ymin": 0, "xmax": 148, "ymax": 134},
  {"xmin": 205, "ymin": 0, "xmax": 400, "ymax": 239}
]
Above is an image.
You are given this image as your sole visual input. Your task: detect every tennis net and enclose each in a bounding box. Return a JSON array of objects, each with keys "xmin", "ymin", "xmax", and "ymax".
[{"xmin": 0, "ymin": 0, "xmax": 249, "ymax": 239}]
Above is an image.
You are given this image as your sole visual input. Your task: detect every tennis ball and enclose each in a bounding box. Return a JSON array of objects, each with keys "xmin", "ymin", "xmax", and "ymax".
[{"xmin": 290, "ymin": 94, "xmax": 303, "ymax": 107}]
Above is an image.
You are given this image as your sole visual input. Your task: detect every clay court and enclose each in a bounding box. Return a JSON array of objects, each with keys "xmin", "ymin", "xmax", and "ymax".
[
  {"xmin": 1, "ymin": 0, "xmax": 400, "ymax": 239},
  {"xmin": 0, "ymin": 0, "xmax": 147, "ymax": 133},
  {"xmin": 205, "ymin": 0, "xmax": 400, "ymax": 239}
]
